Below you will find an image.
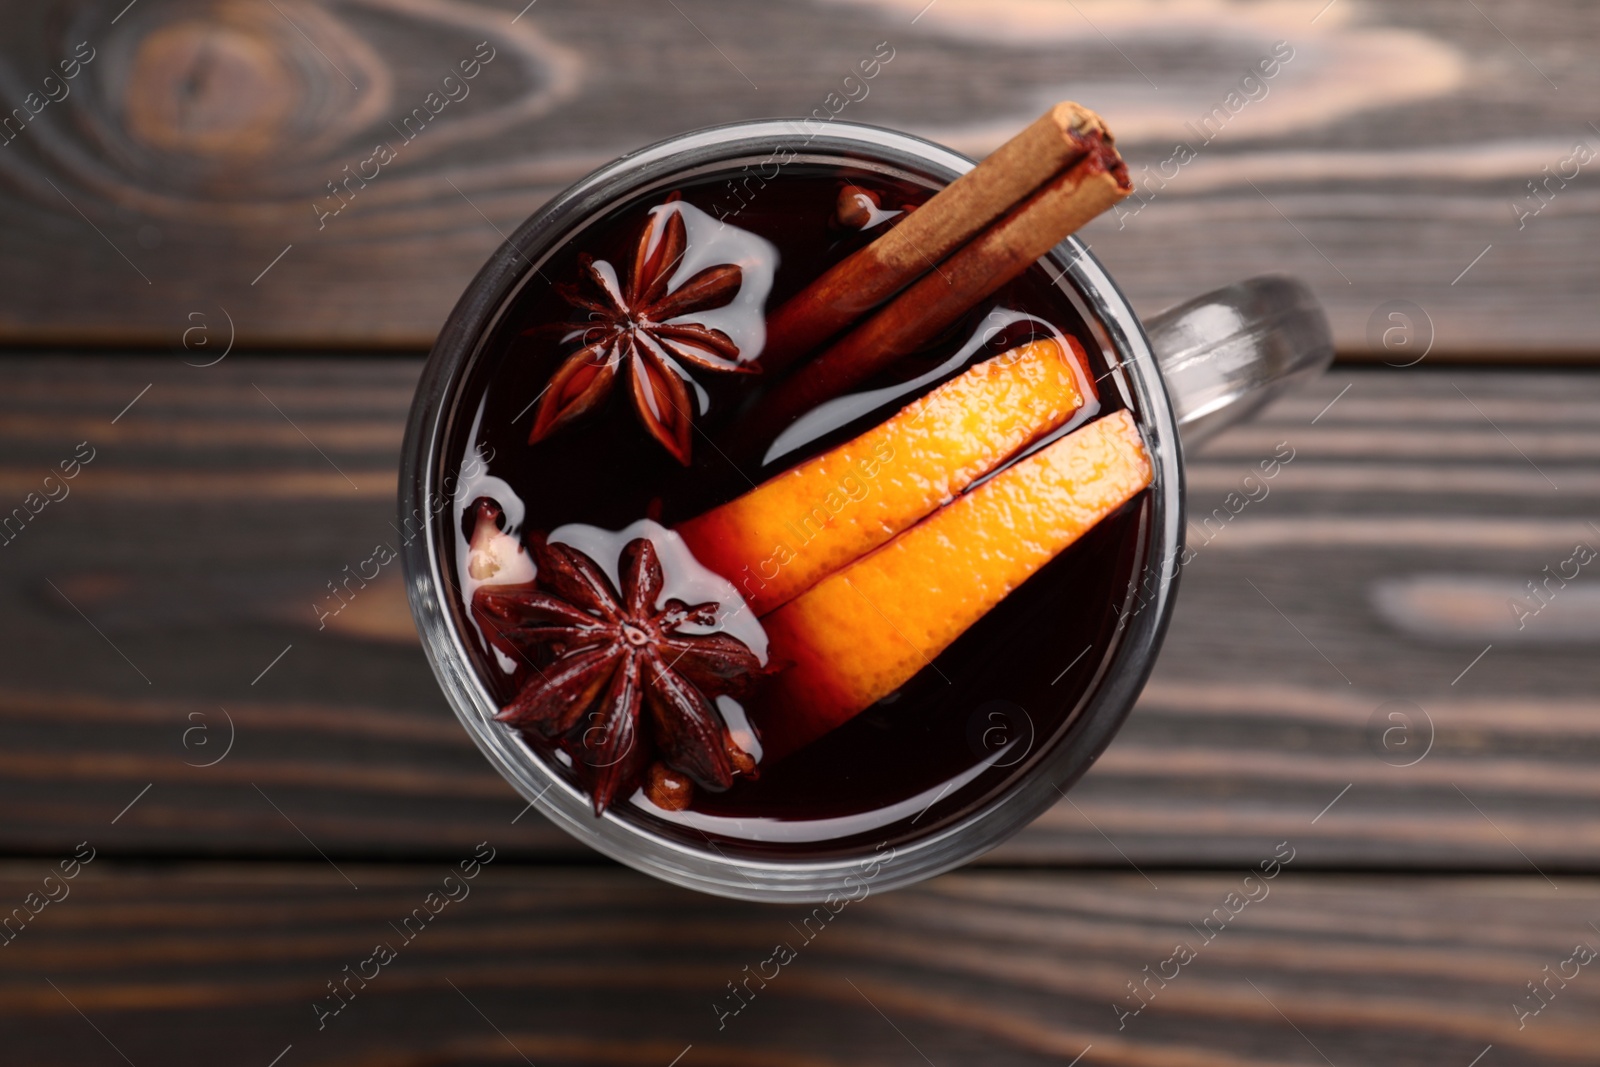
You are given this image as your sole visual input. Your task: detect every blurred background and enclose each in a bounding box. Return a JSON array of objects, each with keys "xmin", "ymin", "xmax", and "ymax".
[{"xmin": 2, "ymin": 1, "xmax": 1597, "ymax": 1064}]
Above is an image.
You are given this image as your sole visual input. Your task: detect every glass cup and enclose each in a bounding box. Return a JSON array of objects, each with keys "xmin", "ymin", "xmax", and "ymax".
[{"xmin": 400, "ymin": 119, "xmax": 1332, "ymax": 901}]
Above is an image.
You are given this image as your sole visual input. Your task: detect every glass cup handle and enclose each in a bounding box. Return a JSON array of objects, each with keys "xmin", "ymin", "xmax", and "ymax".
[{"xmin": 1143, "ymin": 274, "xmax": 1335, "ymax": 452}]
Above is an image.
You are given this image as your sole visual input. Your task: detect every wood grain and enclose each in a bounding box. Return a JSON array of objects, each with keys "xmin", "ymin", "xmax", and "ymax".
[
  {"xmin": 1, "ymin": 863, "xmax": 1596, "ymax": 1066},
  {"xmin": 1, "ymin": 354, "xmax": 1597, "ymax": 870},
  {"xmin": 0, "ymin": 0, "xmax": 1596, "ymax": 353},
  {"xmin": 3, "ymin": 5, "xmax": 1594, "ymax": 1059}
]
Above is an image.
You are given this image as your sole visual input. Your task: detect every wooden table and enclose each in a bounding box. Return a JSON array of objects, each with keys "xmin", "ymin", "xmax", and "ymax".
[{"xmin": 2, "ymin": 2, "xmax": 1597, "ymax": 1064}]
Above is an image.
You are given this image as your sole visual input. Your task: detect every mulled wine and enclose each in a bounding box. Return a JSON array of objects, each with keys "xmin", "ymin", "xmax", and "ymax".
[{"xmin": 435, "ymin": 162, "xmax": 1154, "ymax": 860}]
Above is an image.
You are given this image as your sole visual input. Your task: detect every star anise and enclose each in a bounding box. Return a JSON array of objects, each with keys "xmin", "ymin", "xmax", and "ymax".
[
  {"xmin": 528, "ymin": 194, "xmax": 754, "ymax": 465},
  {"xmin": 474, "ymin": 535, "xmax": 762, "ymax": 815}
]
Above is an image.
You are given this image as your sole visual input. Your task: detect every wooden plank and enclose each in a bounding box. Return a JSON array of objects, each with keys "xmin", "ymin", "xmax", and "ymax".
[
  {"xmin": 1, "ymin": 355, "xmax": 1597, "ymax": 868},
  {"xmin": 0, "ymin": 1, "xmax": 1596, "ymax": 353},
  {"xmin": 1, "ymin": 864, "xmax": 1595, "ymax": 1065},
  {"xmin": 1018, "ymin": 367, "xmax": 1600, "ymax": 867}
]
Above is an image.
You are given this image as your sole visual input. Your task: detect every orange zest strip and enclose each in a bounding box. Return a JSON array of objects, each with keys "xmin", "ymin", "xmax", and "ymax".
[
  {"xmin": 753, "ymin": 410, "xmax": 1152, "ymax": 760},
  {"xmin": 676, "ymin": 336, "xmax": 1094, "ymax": 616}
]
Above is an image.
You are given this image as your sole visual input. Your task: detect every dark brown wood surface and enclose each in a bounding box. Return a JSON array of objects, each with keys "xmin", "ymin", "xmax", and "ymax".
[
  {"xmin": 2, "ymin": 354, "xmax": 1596, "ymax": 872},
  {"xmin": 4, "ymin": 2, "xmax": 1600, "ymax": 1062},
  {"xmin": 4, "ymin": 863, "xmax": 1596, "ymax": 1066},
  {"xmin": 0, "ymin": 0, "xmax": 1597, "ymax": 354}
]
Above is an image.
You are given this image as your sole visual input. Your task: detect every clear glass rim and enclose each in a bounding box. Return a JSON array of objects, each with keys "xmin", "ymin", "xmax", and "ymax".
[{"xmin": 398, "ymin": 118, "xmax": 1186, "ymax": 902}]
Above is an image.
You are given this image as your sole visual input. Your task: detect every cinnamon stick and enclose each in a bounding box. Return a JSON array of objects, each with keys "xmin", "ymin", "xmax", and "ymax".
[
  {"xmin": 754, "ymin": 154, "xmax": 1130, "ymax": 433},
  {"xmin": 761, "ymin": 102, "xmax": 1119, "ymax": 373}
]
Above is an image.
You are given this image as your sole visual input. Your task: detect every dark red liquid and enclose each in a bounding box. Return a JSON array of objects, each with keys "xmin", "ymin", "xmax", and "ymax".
[{"xmin": 439, "ymin": 162, "xmax": 1152, "ymax": 859}]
